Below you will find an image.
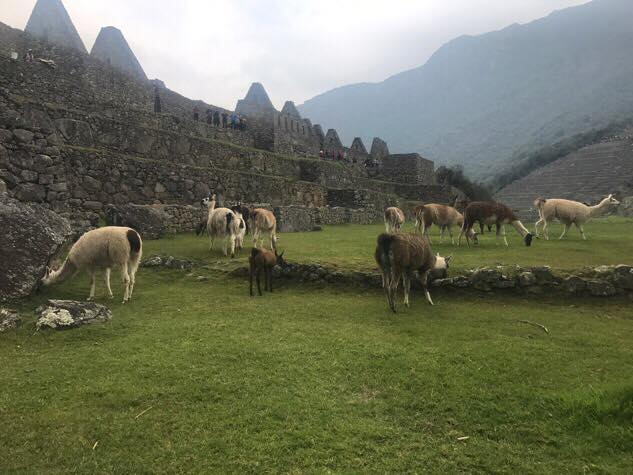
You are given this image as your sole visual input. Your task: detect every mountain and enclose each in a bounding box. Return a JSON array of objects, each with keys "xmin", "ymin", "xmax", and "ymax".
[{"xmin": 298, "ymin": 0, "xmax": 633, "ymax": 180}]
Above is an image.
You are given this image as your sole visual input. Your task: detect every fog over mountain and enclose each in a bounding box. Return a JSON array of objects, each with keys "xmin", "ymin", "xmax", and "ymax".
[{"xmin": 299, "ymin": 0, "xmax": 633, "ymax": 180}]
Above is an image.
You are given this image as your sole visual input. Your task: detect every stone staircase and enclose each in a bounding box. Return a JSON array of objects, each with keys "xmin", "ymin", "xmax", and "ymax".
[{"xmin": 496, "ymin": 134, "xmax": 633, "ymax": 220}]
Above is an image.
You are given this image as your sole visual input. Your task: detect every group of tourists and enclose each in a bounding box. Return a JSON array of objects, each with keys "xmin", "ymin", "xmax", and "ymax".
[
  {"xmin": 319, "ymin": 149, "xmax": 347, "ymax": 161},
  {"xmin": 193, "ymin": 107, "xmax": 247, "ymax": 130}
]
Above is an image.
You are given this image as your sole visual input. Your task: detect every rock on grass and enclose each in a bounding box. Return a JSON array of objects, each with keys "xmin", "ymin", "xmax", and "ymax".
[{"xmin": 36, "ymin": 300, "xmax": 112, "ymax": 330}]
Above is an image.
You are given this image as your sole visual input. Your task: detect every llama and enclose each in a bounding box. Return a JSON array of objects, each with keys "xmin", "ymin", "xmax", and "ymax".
[
  {"xmin": 384, "ymin": 207, "xmax": 405, "ymax": 233},
  {"xmin": 459, "ymin": 201, "xmax": 533, "ymax": 247},
  {"xmin": 413, "ymin": 203, "xmax": 478, "ymax": 245},
  {"xmin": 374, "ymin": 233, "xmax": 451, "ymax": 313},
  {"xmin": 249, "ymin": 247, "xmax": 285, "ymax": 296},
  {"xmin": 231, "ymin": 202, "xmax": 251, "ymax": 234},
  {"xmin": 41, "ymin": 226, "xmax": 142, "ymax": 303},
  {"xmin": 251, "ymin": 208, "xmax": 278, "ymax": 250},
  {"xmin": 234, "ymin": 211, "xmax": 247, "ymax": 251},
  {"xmin": 534, "ymin": 195, "xmax": 620, "ymax": 240},
  {"xmin": 205, "ymin": 194, "xmax": 240, "ymax": 257}
]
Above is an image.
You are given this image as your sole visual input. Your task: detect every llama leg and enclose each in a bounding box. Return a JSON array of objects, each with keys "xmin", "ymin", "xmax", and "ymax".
[
  {"xmin": 559, "ymin": 223, "xmax": 570, "ymax": 240},
  {"xmin": 403, "ymin": 274, "xmax": 411, "ymax": 308},
  {"xmin": 121, "ymin": 262, "xmax": 130, "ymax": 303},
  {"xmin": 421, "ymin": 222, "xmax": 430, "ymax": 243},
  {"xmin": 105, "ymin": 268, "xmax": 113, "ymax": 299},
  {"xmin": 88, "ymin": 271, "xmax": 96, "ymax": 301},
  {"xmin": 535, "ymin": 218, "xmax": 543, "ymax": 238},
  {"xmin": 268, "ymin": 268, "xmax": 273, "ymax": 293},
  {"xmin": 256, "ymin": 270, "xmax": 262, "ymax": 296},
  {"xmin": 542, "ymin": 220, "xmax": 550, "ymax": 240},
  {"xmin": 502, "ymin": 225, "xmax": 508, "ymax": 247},
  {"xmin": 249, "ymin": 266, "xmax": 254, "ymax": 297},
  {"xmin": 129, "ymin": 259, "xmax": 140, "ymax": 299},
  {"xmin": 449, "ymin": 225, "xmax": 455, "ymax": 245},
  {"xmin": 576, "ymin": 223, "xmax": 587, "ymax": 240},
  {"xmin": 420, "ymin": 271, "xmax": 434, "ymax": 306},
  {"xmin": 439, "ymin": 226, "xmax": 445, "ymax": 244},
  {"xmin": 229, "ymin": 235, "xmax": 236, "ymax": 258},
  {"xmin": 389, "ymin": 277, "xmax": 399, "ymax": 313},
  {"xmin": 495, "ymin": 224, "xmax": 501, "ymax": 245},
  {"xmin": 270, "ymin": 230, "xmax": 277, "ymax": 251}
]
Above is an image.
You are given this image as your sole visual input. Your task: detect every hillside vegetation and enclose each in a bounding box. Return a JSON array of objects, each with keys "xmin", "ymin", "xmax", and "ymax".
[{"xmin": 299, "ymin": 0, "xmax": 633, "ymax": 179}]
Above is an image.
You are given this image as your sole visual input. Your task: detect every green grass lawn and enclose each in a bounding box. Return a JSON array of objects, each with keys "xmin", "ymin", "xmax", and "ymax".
[
  {"xmin": 147, "ymin": 216, "xmax": 633, "ymax": 275},
  {"xmin": 2, "ymin": 218, "xmax": 633, "ymax": 473}
]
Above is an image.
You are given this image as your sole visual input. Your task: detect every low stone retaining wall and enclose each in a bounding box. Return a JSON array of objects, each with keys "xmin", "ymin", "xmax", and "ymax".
[
  {"xmin": 141, "ymin": 254, "xmax": 633, "ymax": 299},
  {"xmin": 235, "ymin": 262, "xmax": 633, "ymax": 299}
]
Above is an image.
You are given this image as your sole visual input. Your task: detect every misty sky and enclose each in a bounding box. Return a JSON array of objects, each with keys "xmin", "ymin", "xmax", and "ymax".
[{"xmin": 1, "ymin": 0, "xmax": 589, "ymax": 110}]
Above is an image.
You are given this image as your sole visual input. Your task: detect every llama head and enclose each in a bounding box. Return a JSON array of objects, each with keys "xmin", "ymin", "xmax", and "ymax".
[
  {"xmin": 606, "ymin": 194, "xmax": 620, "ymax": 206},
  {"xmin": 41, "ymin": 265, "xmax": 58, "ymax": 286},
  {"xmin": 433, "ymin": 253, "xmax": 452, "ymax": 270},
  {"xmin": 275, "ymin": 249, "xmax": 286, "ymax": 267}
]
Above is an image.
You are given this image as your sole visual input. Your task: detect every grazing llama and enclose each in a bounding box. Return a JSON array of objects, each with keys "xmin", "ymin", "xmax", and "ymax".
[
  {"xmin": 204, "ymin": 194, "xmax": 240, "ymax": 257},
  {"xmin": 413, "ymin": 203, "xmax": 477, "ymax": 245},
  {"xmin": 251, "ymin": 208, "xmax": 278, "ymax": 250},
  {"xmin": 374, "ymin": 233, "xmax": 451, "ymax": 313},
  {"xmin": 459, "ymin": 201, "xmax": 533, "ymax": 247},
  {"xmin": 384, "ymin": 207, "xmax": 405, "ymax": 233},
  {"xmin": 41, "ymin": 226, "xmax": 142, "ymax": 303},
  {"xmin": 249, "ymin": 247, "xmax": 285, "ymax": 296},
  {"xmin": 534, "ymin": 195, "xmax": 620, "ymax": 240}
]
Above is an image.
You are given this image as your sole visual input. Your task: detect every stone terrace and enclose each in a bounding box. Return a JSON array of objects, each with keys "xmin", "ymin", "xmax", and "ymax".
[
  {"xmin": 496, "ymin": 131, "xmax": 633, "ymax": 220},
  {"xmin": 0, "ymin": 21, "xmax": 454, "ymax": 231}
]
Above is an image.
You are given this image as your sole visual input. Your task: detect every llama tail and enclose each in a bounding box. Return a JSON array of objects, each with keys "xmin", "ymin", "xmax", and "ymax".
[
  {"xmin": 127, "ymin": 229, "xmax": 142, "ymax": 256},
  {"xmin": 225, "ymin": 212, "xmax": 234, "ymax": 233},
  {"xmin": 377, "ymin": 233, "xmax": 395, "ymax": 281}
]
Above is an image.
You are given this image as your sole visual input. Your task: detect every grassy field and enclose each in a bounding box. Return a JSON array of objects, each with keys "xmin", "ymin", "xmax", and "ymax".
[
  {"xmin": 147, "ymin": 216, "xmax": 633, "ymax": 275},
  {"xmin": 1, "ymin": 218, "xmax": 633, "ymax": 473}
]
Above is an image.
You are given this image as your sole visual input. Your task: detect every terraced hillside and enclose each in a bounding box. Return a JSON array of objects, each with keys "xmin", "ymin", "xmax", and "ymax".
[
  {"xmin": 496, "ymin": 130, "xmax": 633, "ymax": 219},
  {"xmin": 0, "ymin": 21, "xmax": 452, "ymax": 231}
]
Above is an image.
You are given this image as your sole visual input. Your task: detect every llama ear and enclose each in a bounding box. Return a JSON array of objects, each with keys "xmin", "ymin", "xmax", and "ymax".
[{"xmin": 445, "ymin": 255, "xmax": 453, "ymax": 263}]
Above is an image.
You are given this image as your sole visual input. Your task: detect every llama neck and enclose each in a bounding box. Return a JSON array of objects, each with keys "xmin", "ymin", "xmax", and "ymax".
[
  {"xmin": 511, "ymin": 220, "xmax": 530, "ymax": 238},
  {"xmin": 42, "ymin": 259, "xmax": 77, "ymax": 286},
  {"xmin": 589, "ymin": 198, "xmax": 611, "ymax": 218},
  {"xmin": 207, "ymin": 200, "xmax": 216, "ymax": 212}
]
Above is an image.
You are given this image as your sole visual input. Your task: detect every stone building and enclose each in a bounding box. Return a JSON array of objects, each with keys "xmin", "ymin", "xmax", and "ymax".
[
  {"xmin": 90, "ymin": 26, "xmax": 147, "ymax": 81},
  {"xmin": 25, "ymin": 0, "xmax": 87, "ymax": 53}
]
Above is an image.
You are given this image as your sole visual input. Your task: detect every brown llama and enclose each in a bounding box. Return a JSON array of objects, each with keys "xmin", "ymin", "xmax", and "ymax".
[
  {"xmin": 458, "ymin": 201, "xmax": 533, "ymax": 247},
  {"xmin": 374, "ymin": 233, "xmax": 451, "ymax": 313},
  {"xmin": 384, "ymin": 207, "xmax": 405, "ymax": 233},
  {"xmin": 249, "ymin": 247, "xmax": 285, "ymax": 296}
]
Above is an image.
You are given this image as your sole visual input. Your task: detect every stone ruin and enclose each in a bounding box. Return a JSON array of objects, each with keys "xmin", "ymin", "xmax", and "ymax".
[
  {"xmin": 25, "ymin": 0, "xmax": 87, "ymax": 54},
  {"xmin": 90, "ymin": 26, "xmax": 147, "ymax": 81},
  {"xmin": 0, "ymin": 0, "xmax": 455, "ymax": 248}
]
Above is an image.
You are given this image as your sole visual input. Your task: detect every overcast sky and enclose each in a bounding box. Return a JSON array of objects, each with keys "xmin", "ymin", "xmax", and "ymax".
[{"xmin": 1, "ymin": 0, "xmax": 589, "ymax": 110}]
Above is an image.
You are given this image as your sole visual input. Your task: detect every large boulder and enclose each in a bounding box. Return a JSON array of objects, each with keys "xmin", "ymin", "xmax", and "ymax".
[
  {"xmin": 0, "ymin": 194, "xmax": 73, "ymax": 302},
  {"xmin": 36, "ymin": 300, "xmax": 112, "ymax": 330},
  {"xmin": 0, "ymin": 308, "xmax": 21, "ymax": 333},
  {"xmin": 104, "ymin": 204, "xmax": 168, "ymax": 240}
]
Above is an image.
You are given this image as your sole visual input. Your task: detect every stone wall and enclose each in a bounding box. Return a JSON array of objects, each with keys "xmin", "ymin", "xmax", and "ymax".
[
  {"xmin": 1, "ymin": 21, "xmax": 459, "ymax": 233},
  {"xmin": 381, "ymin": 153, "xmax": 436, "ymax": 185}
]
